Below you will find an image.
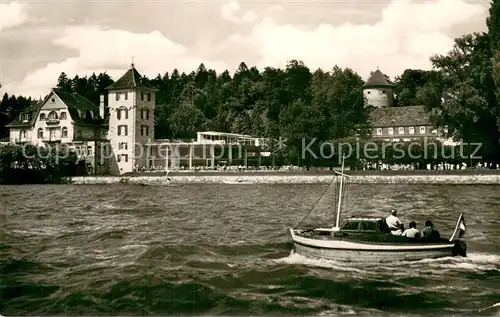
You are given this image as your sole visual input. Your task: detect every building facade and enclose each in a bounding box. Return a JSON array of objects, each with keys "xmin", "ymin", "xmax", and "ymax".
[
  {"xmin": 105, "ymin": 63, "xmax": 157, "ymax": 174},
  {"xmin": 5, "ymin": 63, "xmax": 266, "ymax": 175},
  {"xmin": 364, "ymin": 68, "xmax": 451, "ymax": 143},
  {"xmin": 6, "ymin": 89, "xmax": 109, "ymax": 174}
]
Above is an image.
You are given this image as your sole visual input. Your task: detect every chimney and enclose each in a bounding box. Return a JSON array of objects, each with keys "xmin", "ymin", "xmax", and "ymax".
[{"xmin": 99, "ymin": 94, "xmax": 105, "ymax": 119}]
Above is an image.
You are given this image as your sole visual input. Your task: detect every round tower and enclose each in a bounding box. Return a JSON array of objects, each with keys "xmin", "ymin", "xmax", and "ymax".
[{"xmin": 363, "ymin": 68, "xmax": 394, "ymax": 108}]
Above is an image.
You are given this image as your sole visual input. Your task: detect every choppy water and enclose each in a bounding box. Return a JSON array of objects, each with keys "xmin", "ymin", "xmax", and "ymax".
[{"xmin": 1, "ymin": 183, "xmax": 499, "ymax": 316}]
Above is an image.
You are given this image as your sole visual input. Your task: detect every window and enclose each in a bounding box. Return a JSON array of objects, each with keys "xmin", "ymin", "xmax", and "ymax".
[
  {"xmin": 342, "ymin": 222, "xmax": 359, "ymax": 231},
  {"xmin": 409, "ymin": 127, "xmax": 415, "ymax": 135},
  {"xmin": 398, "ymin": 127, "xmax": 404, "ymax": 134},
  {"xmin": 51, "ymin": 98, "xmax": 55, "ymax": 103},
  {"xmin": 376, "ymin": 128, "xmax": 383, "ymax": 136},
  {"xmin": 360, "ymin": 222, "xmax": 377, "ymax": 231},
  {"xmin": 118, "ymin": 142, "xmax": 128, "ymax": 150},
  {"xmin": 48, "ymin": 111, "xmax": 58, "ymax": 120},
  {"xmin": 124, "ymin": 92, "xmax": 128, "ymax": 100},
  {"xmin": 141, "ymin": 125, "xmax": 149, "ymax": 136},
  {"xmin": 117, "ymin": 107, "xmax": 128, "ymax": 120},
  {"xmin": 49, "ymin": 129, "xmax": 56, "ymax": 139},
  {"xmin": 141, "ymin": 108, "xmax": 150, "ymax": 120},
  {"xmin": 62, "ymin": 127, "xmax": 68, "ymax": 138},
  {"xmin": 116, "ymin": 93, "xmax": 121, "ymax": 101},
  {"xmin": 87, "ymin": 146, "xmax": 92, "ymax": 156},
  {"xmin": 40, "ymin": 113, "xmax": 46, "ymax": 120},
  {"xmin": 60, "ymin": 112, "xmax": 67, "ymax": 120},
  {"xmin": 37, "ymin": 128, "xmax": 43, "ymax": 139},
  {"xmin": 147, "ymin": 93, "xmax": 151, "ymax": 102},
  {"xmin": 118, "ymin": 125, "xmax": 128, "ymax": 136},
  {"xmin": 444, "ymin": 125, "xmax": 449, "ymax": 134},
  {"xmin": 419, "ymin": 126, "xmax": 426, "ymax": 134},
  {"xmin": 117, "ymin": 154, "xmax": 128, "ymax": 162},
  {"xmin": 388, "ymin": 127, "xmax": 394, "ymax": 135},
  {"xmin": 141, "ymin": 92, "xmax": 144, "ymax": 101}
]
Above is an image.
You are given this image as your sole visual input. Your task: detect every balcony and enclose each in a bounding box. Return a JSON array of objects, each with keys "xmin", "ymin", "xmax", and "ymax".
[
  {"xmin": 42, "ymin": 137, "xmax": 61, "ymax": 143},
  {"xmin": 74, "ymin": 135, "xmax": 107, "ymax": 142},
  {"xmin": 46, "ymin": 118, "xmax": 60, "ymax": 125}
]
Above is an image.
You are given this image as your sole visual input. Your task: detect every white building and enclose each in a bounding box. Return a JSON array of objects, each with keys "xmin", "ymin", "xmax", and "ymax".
[
  {"xmin": 6, "ymin": 89, "xmax": 108, "ymax": 174},
  {"xmin": 105, "ymin": 63, "xmax": 157, "ymax": 174},
  {"xmin": 5, "ymin": 63, "xmax": 265, "ymax": 175}
]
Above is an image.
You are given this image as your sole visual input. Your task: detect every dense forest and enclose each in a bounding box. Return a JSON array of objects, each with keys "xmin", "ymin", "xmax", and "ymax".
[{"xmin": 1, "ymin": 1, "xmax": 500, "ymax": 164}]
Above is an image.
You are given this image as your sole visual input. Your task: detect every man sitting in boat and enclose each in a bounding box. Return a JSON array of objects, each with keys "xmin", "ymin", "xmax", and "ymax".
[
  {"xmin": 421, "ymin": 220, "xmax": 441, "ymax": 240},
  {"xmin": 401, "ymin": 221, "xmax": 420, "ymax": 238},
  {"xmin": 385, "ymin": 209, "xmax": 404, "ymax": 235}
]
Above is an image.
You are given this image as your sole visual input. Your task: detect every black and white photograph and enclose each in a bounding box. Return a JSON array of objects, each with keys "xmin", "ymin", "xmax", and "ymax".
[{"xmin": 1, "ymin": 0, "xmax": 499, "ymax": 316}]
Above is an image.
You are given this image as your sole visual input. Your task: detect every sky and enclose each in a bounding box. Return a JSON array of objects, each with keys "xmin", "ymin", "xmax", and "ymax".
[{"xmin": 0, "ymin": 0, "xmax": 491, "ymax": 98}]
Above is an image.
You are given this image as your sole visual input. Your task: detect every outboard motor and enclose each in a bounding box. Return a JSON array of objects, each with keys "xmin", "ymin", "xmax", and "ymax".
[{"xmin": 452, "ymin": 240, "xmax": 467, "ymax": 257}]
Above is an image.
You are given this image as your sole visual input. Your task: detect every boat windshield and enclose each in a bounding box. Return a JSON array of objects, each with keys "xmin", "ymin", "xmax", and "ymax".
[{"xmin": 342, "ymin": 221, "xmax": 359, "ymax": 230}]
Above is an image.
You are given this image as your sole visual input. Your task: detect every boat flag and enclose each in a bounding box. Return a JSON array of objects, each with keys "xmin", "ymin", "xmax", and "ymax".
[{"xmin": 458, "ymin": 214, "xmax": 466, "ymax": 238}]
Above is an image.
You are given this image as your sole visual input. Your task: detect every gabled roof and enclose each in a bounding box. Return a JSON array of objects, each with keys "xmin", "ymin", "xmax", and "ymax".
[
  {"xmin": 6, "ymin": 89, "xmax": 105, "ymax": 128},
  {"xmin": 369, "ymin": 105, "xmax": 433, "ymax": 127},
  {"xmin": 105, "ymin": 63, "xmax": 157, "ymax": 91},
  {"xmin": 5, "ymin": 100, "xmax": 43, "ymax": 128},
  {"xmin": 364, "ymin": 69, "xmax": 393, "ymax": 88},
  {"xmin": 53, "ymin": 89, "xmax": 104, "ymax": 125}
]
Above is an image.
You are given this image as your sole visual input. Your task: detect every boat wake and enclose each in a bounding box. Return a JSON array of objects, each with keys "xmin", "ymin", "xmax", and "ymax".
[{"xmin": 275, "ymin": 250, "xmax": 500, "ymax": 272}]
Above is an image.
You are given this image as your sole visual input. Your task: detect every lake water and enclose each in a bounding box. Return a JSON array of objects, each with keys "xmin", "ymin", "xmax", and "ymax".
[{"xmin": 1, "ymin": 183, "xmax": 499, "ymax": 316}]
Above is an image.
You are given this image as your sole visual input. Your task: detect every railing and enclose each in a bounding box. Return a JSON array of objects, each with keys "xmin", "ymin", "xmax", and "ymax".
[
  {"xmin": 46, "ymin": 118, "xmax": 60, "ymax": 124},
  {"xmin": 43, "ymin": 137, "xmax": 61, "ymax": 142},
  {"xmin": 74, "ymin": 135, "xmax": 107, "ymax": 141}
]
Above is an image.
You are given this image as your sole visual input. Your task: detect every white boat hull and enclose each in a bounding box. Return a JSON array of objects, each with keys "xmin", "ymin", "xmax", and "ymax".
[{"xmin": 289, "ymin": 229, "xmax": 456, "ymax": 263}]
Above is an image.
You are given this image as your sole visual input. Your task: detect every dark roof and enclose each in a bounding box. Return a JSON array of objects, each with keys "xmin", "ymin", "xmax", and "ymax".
[
  {"xmin": 369, "ymin": 105, "xmax": 432, "ymax": 127},
  {"xmin": 5, "ymin": 100, "xmax": 43, "ymax": 128},
  {"xmin": 53, "ymin": 89, "xmax": 104, "ymax": 125},
  {"xmin": 364, "ymin": 69, "xmax": 393, "ymax": 88},
  {"xmin": 6, "ymin": 89, "xmax": 104, "ymax": 128},
  {"xmin": 106, "ymin": 64, "xmax": 157, "ymax": 91}
]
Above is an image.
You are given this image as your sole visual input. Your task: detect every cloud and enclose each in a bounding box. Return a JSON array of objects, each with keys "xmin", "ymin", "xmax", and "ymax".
[
  {"xmin": 220, "ymin": 1, "xmax": 258, "ymax": 23},
  {"xmin": 222, "ymin": 0, "xmax": 486, "ymax": 80},
  {"xmin": 0, "ymin": 2, "xmax": 30, "ymax": 29},
  {"xmin": 4, "ymin": 26, "xmax": 228, "ymax": 98},
  {"xmin": 4, "ymin": 0, "xmax": 487, "ymax": 98}
]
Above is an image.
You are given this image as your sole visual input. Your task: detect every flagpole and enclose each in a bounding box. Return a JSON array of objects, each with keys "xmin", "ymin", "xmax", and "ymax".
[{"xmin": 449, "ymin": 213, "xmax": 465, "ymax": 241}]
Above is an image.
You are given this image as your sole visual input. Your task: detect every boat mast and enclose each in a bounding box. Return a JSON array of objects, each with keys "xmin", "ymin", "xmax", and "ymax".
[{"xmin": 335, "ymin": 155, "xmax": 345, "ymax": 228}]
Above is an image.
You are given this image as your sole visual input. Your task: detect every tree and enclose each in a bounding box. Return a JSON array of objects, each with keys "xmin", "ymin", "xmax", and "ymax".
[{"xmin": 427, "ymin": 33, "xmax": 500, "ymax": 164}]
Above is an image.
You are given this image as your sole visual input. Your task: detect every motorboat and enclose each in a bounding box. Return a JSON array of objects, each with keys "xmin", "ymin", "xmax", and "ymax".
[{"xmin": 288, "ymin": 157, "xmax": 467, "ymax": 263}]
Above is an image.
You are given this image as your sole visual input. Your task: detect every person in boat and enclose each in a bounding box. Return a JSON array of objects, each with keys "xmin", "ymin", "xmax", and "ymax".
[
  {"xmin": 385, "ymin": 209, "xmax": 404, "ymax": 235},
  {"xmin": 421, "ymin": 220, "xmax": 441, "ymax": 240},
  {"xmin": 401, "ymin": 221, "xmax": 420, "ymax": 238}
]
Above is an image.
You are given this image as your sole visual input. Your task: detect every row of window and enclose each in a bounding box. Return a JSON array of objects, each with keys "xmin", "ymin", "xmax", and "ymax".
[
  {"xmin": 375, "ymin": 126, "xmax": 446, "ymax": 136},
  {"xmin": 36, "ymin": 127, "xmax": 69, "ymax": 138},
  {"xmin": 116, "ymin": 125, "xmax": 150, "ymax": 136},
  {"xmin": 40, "ymin": 111, "xmax": 66, "ymax": 121},
  {"xmin": 116, "ymin": 108, "xmax": 151, "ymax": 120},
  {"xmin": 75, "ymin": 146, "xmax": 93, "ymax": 156},
  {"xmin": 115, "ymin": 92, "xmax": 152, "ymax": 102}
]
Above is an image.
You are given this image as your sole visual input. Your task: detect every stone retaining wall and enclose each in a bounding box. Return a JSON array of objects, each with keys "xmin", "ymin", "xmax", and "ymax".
[{"xmin": 70, "ymin": 174, "xmax": 500, "ymax": 185}]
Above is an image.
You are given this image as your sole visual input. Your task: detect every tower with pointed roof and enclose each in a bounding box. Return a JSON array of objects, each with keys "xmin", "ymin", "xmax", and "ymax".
[
  {"xmin": 105, "ymin": 63, "xmax": 158, "ymax": 174},
  {"xmin": 363, "ymin": 68, "xmax": 394, "ymax": 108}
]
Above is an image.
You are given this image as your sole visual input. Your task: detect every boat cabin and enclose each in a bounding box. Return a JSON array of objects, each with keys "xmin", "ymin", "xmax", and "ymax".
[{"xmin": 340, "ymin": 217, "xmax": 390, "ymax": 234}]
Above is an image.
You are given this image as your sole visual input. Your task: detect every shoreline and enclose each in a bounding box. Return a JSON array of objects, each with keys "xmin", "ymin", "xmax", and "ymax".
[{"xmin": 70, "ymin": 172, "xmax": 500, "ymax": 185}]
